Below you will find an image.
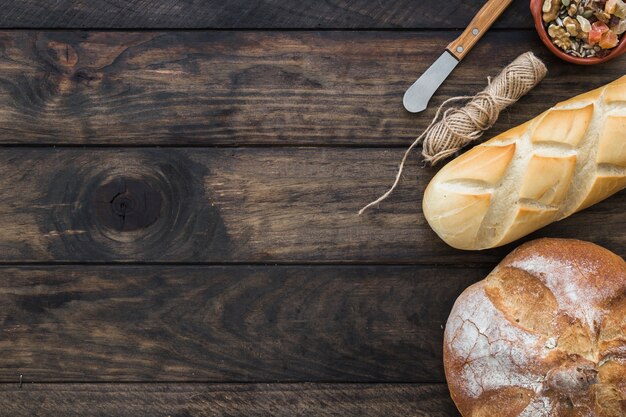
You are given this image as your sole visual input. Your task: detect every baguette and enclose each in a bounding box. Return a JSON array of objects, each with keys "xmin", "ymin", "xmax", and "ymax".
[{"xmin": 423, "ymin": 75, "xmax": 626, "ymax": 250}]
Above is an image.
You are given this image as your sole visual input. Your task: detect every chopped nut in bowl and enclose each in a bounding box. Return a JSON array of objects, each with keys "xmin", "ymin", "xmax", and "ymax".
[{"xmin": 531, "ymin": 0, "xmax": 626, "ymax": 64}]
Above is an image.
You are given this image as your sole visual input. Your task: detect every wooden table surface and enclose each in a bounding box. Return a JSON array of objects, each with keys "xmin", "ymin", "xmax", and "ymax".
[{"xmin": 0, "ymin": 1, "xmax": 624, "ymax": 416}]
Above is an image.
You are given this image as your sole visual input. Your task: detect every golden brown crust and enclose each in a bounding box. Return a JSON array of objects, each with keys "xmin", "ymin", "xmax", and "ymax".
[
  {"xmin": 423, "ymin": 76, "xmax": 626, "ymax": 250},
  {"xmin": 444, "ymin": 239, "xmax": 626, "ymax": 417},
  {"xmin": 576, "ymin": 175, "xmax": 626, "ymax": 212},
  {"xmin": 495, "ymin": 206, "xmax": 557, "ymax": 247},
  {"xmin": 597, "ymin": 116, "xmax": 626, "ymax": 167},
  {"xmin": 422, "ymin": 190, "xmax": 491, "ymax": 250},
  {"xmin": 518, "ymin": 155, "xmax": 576, "ymax": 205},
  {"xmin": 603, "ymin": 76, "xmax": 626, "ymax": 104},
  {"xmin": 439, "ymin": 144, "xmax": 516, "ymax": 185},
  {"xmin": 531, "ymin": 104, "xmax": 594, "ymax": 147}
]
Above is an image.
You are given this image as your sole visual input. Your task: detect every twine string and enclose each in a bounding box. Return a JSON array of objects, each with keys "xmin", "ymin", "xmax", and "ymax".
[
  {"xmin": 359, "ymin": 52, "xmax": 547, "ymax": 215},
  {"xmin": 358, "ymin": 95, "xmax": 469, "ymax": 215}
]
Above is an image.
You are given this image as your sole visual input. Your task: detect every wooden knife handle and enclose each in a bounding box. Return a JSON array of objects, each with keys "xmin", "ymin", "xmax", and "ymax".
[{"xmin": 446, "ymin": 0, "xmax": 514, "ymax": 61}]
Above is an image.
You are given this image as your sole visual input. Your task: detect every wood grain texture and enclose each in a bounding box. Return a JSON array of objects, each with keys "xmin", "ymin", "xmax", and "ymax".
[
  {"xmin": 0, "ymin": 0, "xmax": 529, "ymax": 29},
  {"xmin": 0, "ymin": 31, "xmax": 621, "ymax": 146},
  {"xmin": 0, "ymin": 265, "xmax": 483, "ymax": 382},
  {"xmin": 0, "ymin": 148, "xmax": 624, "ymax": 264},
  {"xmin": 0, "ymin": 383, "xmax": 460, "ymax": 417},
  {"xmin": 0, "ymin": 5, "xmax": 618, "ymax": 417}
]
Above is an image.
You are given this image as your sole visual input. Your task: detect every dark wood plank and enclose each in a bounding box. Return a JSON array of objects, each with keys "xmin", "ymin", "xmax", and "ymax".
[
  {"xmin": 0, "ymin": 148, "xmax": 624, "ymax": 264},
  {"xmin": 0, "ymin": 383, "xmax": 461, "ymax": 417},
  {"xmin": 0, "ymin": 31, "xmax": 621, "ymax": 146},
  {"xmin": 0, "ymin": 0, "xmax": 529, "ymax": 29},
  {"xmin": 0, "ymin": 265, "xmax": 484, "ymax": 382}
]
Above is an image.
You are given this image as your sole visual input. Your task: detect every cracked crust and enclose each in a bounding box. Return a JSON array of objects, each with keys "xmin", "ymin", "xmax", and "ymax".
[
  {"xmin": 444, "ymin": 239, "xmax": 626, "ymax": 417},
  {"xmin": 423, "ymin": 76, "xmax": 626, "ymax": 250}
]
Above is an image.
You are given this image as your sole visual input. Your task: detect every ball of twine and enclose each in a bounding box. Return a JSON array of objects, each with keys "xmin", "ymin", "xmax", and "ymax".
[
  {"xmin": 423, "ymin": 52, "xmax": 547, "ymax": 164},
  {"xmin": 359, "ymin": 52, "xmax": 547, "ymax": 215}
]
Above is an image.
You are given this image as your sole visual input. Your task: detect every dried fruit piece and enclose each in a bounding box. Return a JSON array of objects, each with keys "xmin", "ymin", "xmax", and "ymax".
[
  {"xmin": 613, "ymin": 17, "xmax": 626, "ymax": 34},
  {"xmin": 616, "ymin": 0, "xmax": 626, "ymax": 18},
  {"xmin": 606, "ymin": 0, "xmax": 626, "ymax": 17},
  {"xmin": 589, "ymin": 21, "xmax": 609, "ymax": 43},
  {"xmin": 593, "ymin": 20, "xmax": 610, "ymax": 35},
  {"xmin": 606, "ymin": 0, "xmax": 619, "ymax": 14},
  {"xmin": 593, "ymin": 20, "xmax": 610, "ymax": 32},
  {"xmin": 589, "ymin": 29, "xmax": 602, "ymax": 43},
  {"xmin": 599, "ymin": 29, "xmax": 619, "ymax": 47},
  {"xmin": 597, "ymin": 48, "xmax": 611, "ymax": 57}
]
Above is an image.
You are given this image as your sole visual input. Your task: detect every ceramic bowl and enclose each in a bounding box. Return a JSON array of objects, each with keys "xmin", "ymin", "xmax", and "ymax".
[{"xmin": 530, "ymin": 0, "xmax": 626, "ymax": 65}]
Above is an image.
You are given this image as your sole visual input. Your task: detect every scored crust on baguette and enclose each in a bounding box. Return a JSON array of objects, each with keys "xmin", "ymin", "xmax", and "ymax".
[
  {"xmin": 597, "ymin": 116, "xmax": 626, "ymax": 167},
  {"xmin": 531, "ymin": 103, "xmax": 594, "ymax": 147},
  {"xmin": 423, "ymin": 76, "xmax": 626, "ymax": 250},
  {"xmin": 444, "ymin": 239, "xmax": 626, "ymax": 417},
  {"xmin": 519, "ymin": 155, "xmax": 576, "ymax": 205}
]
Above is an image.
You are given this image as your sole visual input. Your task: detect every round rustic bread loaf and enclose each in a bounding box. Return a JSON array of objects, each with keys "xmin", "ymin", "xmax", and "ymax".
[{"xmin": 444, "ymin": 239, "xmax": 626, "ymax": 417}]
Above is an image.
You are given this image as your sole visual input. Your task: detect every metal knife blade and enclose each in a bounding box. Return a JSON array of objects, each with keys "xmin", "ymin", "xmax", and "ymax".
[{"xmin": 403, "ymin": 50, "xmax": 459, "ymax": 113}]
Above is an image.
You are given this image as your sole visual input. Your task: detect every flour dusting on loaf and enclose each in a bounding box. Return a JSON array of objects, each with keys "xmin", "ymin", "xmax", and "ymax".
[
  {"xmin": 424, "ymin": 76, "xmax": 626, "ymax": 250},
  {"xmin": 517, "ymin": 398, "xmax": 553, "ymax": 417},
  {"xmin": 447, "ymin": 284, "xmax": 542, "ymax": 398},
  {"xmin": 510, "ymin": 255, "xmax": 609, "ymax": 332},
  {"xmin": 444, "ymin": 239, "xmax": 626, "ymax": 417}
]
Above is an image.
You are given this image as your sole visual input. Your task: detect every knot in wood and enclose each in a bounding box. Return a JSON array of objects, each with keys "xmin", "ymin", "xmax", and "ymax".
[
  {"xmin": 94, "ymin": 178, "xmax": 162, "ymax": 232},
  {"xmin": 44, "ymin": 41, "xmax": 79, "ymax": 71},
  {"xmin": 111, "ymin": 195, "xmax": 135, "ymax": 217}
]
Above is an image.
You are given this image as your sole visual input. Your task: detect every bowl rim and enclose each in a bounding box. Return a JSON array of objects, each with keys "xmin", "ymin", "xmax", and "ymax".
[{"xmin": 530, "ymin": 0, "xmax": 626, "ymax": 65}]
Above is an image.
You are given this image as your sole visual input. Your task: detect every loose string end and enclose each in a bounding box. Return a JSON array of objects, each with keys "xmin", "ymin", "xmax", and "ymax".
[
  {"xmin": 358, "ymin": 96, "xmax": 469, "ymax": 215},
  {"xmin": 359, "ymin": 131, "xmax": 431, "ymax": 215},
  {"xmin": 358, "ymin": 149, "xmax": 410, "ymax": 216}
]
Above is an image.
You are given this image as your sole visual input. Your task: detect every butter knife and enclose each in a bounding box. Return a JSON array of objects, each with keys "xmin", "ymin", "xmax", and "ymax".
[{"xmin": 403, "ymin": 0, "xmax": 514, "ymax": 113}]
